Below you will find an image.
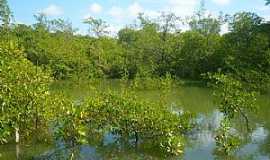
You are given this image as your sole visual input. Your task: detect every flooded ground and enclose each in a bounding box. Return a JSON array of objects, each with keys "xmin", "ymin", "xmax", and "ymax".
[{"xmin": 0, "ymin": 80, "xmax": 269, "ymax": 160}]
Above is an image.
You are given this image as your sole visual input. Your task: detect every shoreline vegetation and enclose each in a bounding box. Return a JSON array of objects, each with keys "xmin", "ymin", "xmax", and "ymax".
[{"xmin": 0, "ymin": 0, "xmax": 270, "ymax": 159}]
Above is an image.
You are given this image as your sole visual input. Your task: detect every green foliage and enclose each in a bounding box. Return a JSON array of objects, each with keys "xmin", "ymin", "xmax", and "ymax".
[
  {"xmin": 83, "ymin": 17, "xmax": 109, "ymax": 37},
  {"xmin": 188, "ymin": 1, "xmax": 223, "ymax": 36},
  {"xmin": 219, "ymin": 12, "xmax": 270, "ymax": 91},
  {"xmin": 0, "ymin": 42, "xmax": 52, "ymax": 143},
  {"xmin": 87, "ymin": 37, "xmax": 125, "ymax": 78},
  {"xmin": 88, "ymin": 92, "xmax": 193, "ymax": 155},
  {"xmin": 215, "ymin": 118, "xmax": 241, "ymax": 155},
  {"xmin": 53, "ymin": 91, "xmax": 194, "ymax": 156},
  {"xmin": 160, "ymin": 131, "xmax": 185, "ymax": 156},
  {"xmin": 209, "ymin": 73, "xmax": 257, "ymax": 155},
  {"xmin": 209, "ymin": 73, "xmax": 257, "ymax": 130},
  {"xmin": 0, "ymin": 1, "xmax": 269, "ymax": 158},
  {"xmin": 174, "ymin": 31, "xmax": 208, "ymax": 78},
  {"xmin": 229, "ymin": 12, "xmax": 262, "ymax": 34},
  {"xmin": 50, "ymin": 95, "xmax": 88, "ymax": 146},
  {"xmin": 0, "ymin": 0, "xmax": 11, "ymax": 28},
  {"xmin": 157, "ymin": 12, "xmax": 181, "ymax": 39},
  {"xmin": 1, "ymin": 8, "xmax": 268, "ymax": 88}
]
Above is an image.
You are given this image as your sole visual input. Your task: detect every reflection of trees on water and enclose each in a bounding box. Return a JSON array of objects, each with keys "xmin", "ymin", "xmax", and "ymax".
[
  {"xmin": 259, "ymin": 122, "xmax": 270, "ymax": 159},
  {"xmin": 33, "ymin": 109, "xmax": 270, "ymax": 160},
  {"xmin": 260, "ymin": 135, "xmax": 270, "ymax": 158},
  {"xmin": 34, "ymin": 145, "xmax": 80, "ymax": 160},
  {"xmin": 188, "ymin": 110, "xmax": 223, "ymax": 146},
  {"xmin": 213, "ymin": 125, "xmax": 269, "ymax": 160},
  {"xmin": 34, "ymin": 141, "xmax": 171, "ymax": 160},
  {"xmin": 187, "ymin": 110, "xmax": 270, "ymax": 160}
]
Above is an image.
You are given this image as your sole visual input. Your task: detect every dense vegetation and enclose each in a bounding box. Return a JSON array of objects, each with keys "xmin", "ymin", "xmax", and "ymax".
[
  {"xmin": 2, "ymin": 2, "xmax": 269, "ymax": 90},
  {"xmin": 0, "ymin": 0, "xmax": 270, "ymax": 159}
]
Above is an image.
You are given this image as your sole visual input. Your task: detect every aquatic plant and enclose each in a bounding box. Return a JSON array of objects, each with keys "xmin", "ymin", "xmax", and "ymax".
[
  {"xmin": 0, "ymin": 42, "xmax": 52, "ymax": 144},
  {"xmin": 53, "ymin": 91, "xmax": 194, "ymax": 156},
  {"xmin": 209, "ymin": 73, "xmax": 258, "ymax": 155}
]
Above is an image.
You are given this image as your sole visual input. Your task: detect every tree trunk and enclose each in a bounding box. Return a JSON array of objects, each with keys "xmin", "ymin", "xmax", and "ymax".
[
  {"xmin": 135, "ymin": 131, "xmax": 139, "ymax": 148},
  {"xmin": 15, "ymin": 127, "xmax": 19, "ymax": 143},
  {"xmin": 238, "ymin": 108, "xmax": 250, "ymax": 132}
]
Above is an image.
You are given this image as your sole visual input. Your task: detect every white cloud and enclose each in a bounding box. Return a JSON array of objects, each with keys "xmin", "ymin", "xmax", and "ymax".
[
  {"xmin": 163, "ymin": 0, "xmax": 199, "ymax": 17},
  {"xmin": 106, "ymin": 0, "xmax": 205, "ymax": 33},
  {"xmin": 257, "ymin": 6, "xmax": 270, "ymax": 12},
  {"xmin": 108, "ymin": 2, "xmax": 144, "ymax": 22},
  {"xmin": 212, "ymin": 0, "xmax": 230, "ymax": 5},
  {"xmin": 89, "ymin": 3, "xmax": 103, "ymax": 14},
  {"xmin": 108, "ymin": 6, "xmax": 125, "ymax": 20},
  {"xmin": 83, "ymin": 13, "xmax": 91, "ymax": 20},
  {"xmin": 264, "ymin": 15, "xmax": 270, "ymax": 21},
  {"xmin": 128, "ymin": 2, "xmax": 144, "ymax": 17},
  {"xmin": 41, "ymin": 4, "xmax": 63, "ymax": 16},
  {"xmin": 144, "ymin": 10, "xmax": 160, "ymax": 18},
  {"xmin": 108, "ymin": 0, "xmax": 199, "ymax": 22}
]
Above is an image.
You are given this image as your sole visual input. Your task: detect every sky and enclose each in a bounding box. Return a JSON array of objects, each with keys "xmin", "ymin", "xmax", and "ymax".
[{"xmin": 8, "ymin": 0, "xmax": 270, "ymax": 35}]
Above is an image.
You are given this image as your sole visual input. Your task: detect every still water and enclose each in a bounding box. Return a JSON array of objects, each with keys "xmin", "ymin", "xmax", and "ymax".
[{"xmin": 0, "ymin": 80, "xmax": 269, "ymax": 160}]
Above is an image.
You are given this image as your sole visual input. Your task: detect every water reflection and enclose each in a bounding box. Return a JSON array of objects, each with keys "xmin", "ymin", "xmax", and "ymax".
[
  {"xmin": 1, "ymin": 81, "xmax": 269, "ymax": 159},
  {"xmin": 25, "ymin": 110, "xmax": 268, "ymax": 160},
  {"xmin": 251, "ymin": 127, "xmax": 268, "ymax": 142},
  {"xmin": 189, "ymin": 110, "xmax": 223, "ymax": 145}
]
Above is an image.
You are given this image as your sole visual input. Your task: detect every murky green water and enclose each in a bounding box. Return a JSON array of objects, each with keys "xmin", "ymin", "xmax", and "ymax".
[{"xmin": 1, "ymin": 80, "xmax": 270, "ymax": 160}]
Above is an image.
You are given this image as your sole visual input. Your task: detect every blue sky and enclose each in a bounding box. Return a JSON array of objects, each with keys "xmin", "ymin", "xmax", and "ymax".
[{"xmin": 8, "ymin": 0, "xmax": 270, "ymax": 34}]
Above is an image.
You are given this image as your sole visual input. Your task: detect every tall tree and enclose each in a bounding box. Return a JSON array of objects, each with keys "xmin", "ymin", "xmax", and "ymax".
[
  {"xmin": 158, "ymin": 12, "xmax": 181, "ymax": 40},
  {"xmin": 229, "ymin": 12, "xmax": 262, "ymax": 35},
  {"xmin": 50, "ymin": 19, "xmax": 77, "ymax": 34},
  {"xmin": 188, "ymin": 0, "xmax": 223, "ymax": 35},
  {"xmin": 33, "ymin": 13, "xmax": 50, "ymax": 31},
  {"xmin": 221, "ymin": 12, "xmax": 270, "ymax": 91},
  {"xmin": 83, "ymin": 17, "xmax": 109, "ymax": 37},
  {"xmin": 0, "ymin": 0, "xmax": 11, "ymax": 28}
]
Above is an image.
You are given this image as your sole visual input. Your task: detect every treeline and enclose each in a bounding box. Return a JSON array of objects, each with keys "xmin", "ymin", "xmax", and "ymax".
[{"xmin": 1, "ymin": 1, "xmax": 270, "ymax": 91}]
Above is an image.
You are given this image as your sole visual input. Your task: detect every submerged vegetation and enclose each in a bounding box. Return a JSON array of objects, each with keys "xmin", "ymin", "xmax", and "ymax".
[
  {"xmin": 209, "ymin": 73, "xmax": 258, "ymax": 155},
  {"xmin": 53, "ymin": 91, "xmax": 194, "ymax": 156},
  {"xmin": 0, "ymin": 0, "xmax": 270, "ymax": 159},
  {"xmin": 0, "ymin": 41, "xmax": 52, "ymax": 144}
]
